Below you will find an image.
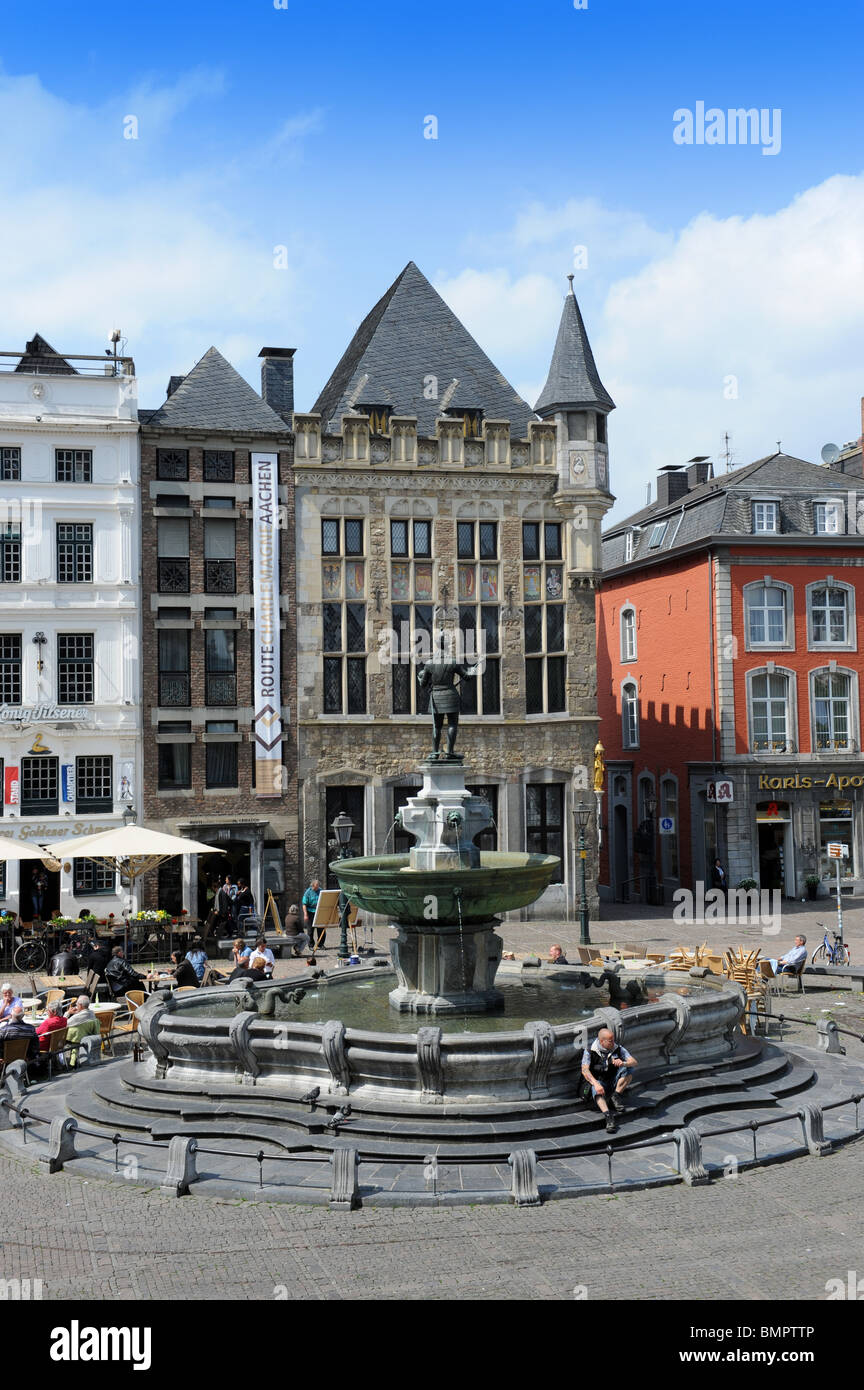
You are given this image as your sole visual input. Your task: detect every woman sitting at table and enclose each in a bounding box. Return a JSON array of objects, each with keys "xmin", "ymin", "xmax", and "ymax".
[
  {"xmin": 36, "ymin": 1000, "xmax": 68, "ymax": 1052},
  {"xmin": 184, "ymin": 939, "xmax": 209, "ymax": 983},
  {"xmin": 170, "ymin": 951, "xmax": 199, "ymax": 989},
  {"xmin": 0, "ymin": 983, "xmax": 23, "ymax": 1023}
]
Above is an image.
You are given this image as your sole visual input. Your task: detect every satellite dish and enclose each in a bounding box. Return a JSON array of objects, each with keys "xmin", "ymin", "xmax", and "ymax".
[{"xmin": 821, "ymin": 443, "xmax": 841, "ymax": 465}]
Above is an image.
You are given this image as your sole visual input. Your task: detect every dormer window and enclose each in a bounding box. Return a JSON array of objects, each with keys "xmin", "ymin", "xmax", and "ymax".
[
  {"xmin": 366, "ymin": 406, "xmax": 391, "ymax": 436},
  {"xmin": 624, "ymin": 530, "xmax": 635, "ymax": 563},
  {"xmin": 815, "ymin": 500, "xmax": 843, "ymax": 535},
  {"xmin": 752, "ymin": 501, "xmax": 779, "ymax": 533},
  {"xmin": 648, "ymin": 521, "xmax": 667, "ymax": 549},
  {"xmin": 446, "ymin": 408, "xmax": 483, "ymax": 438}
]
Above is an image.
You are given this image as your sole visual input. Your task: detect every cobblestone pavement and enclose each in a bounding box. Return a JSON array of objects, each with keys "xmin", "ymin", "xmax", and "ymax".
[{"xmin": 0, "ymin": 1134, "xmax": 861, "ymax": 1301}]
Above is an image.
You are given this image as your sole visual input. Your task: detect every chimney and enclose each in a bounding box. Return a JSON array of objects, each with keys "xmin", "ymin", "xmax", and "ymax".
[
  {"xmin": 166, "ymin": 375, "xmax": 186, "ymax": 398},
  {"xmin": 686, "ymin": 459, "xmax": 712, "ymax": 489},
  {"xmin": 259, "ymin": 347, "xmax": 295, "ymax": 423},
  {"xmin": 655, "ymin": 468, "xmax": 688, "ymax": 507}
]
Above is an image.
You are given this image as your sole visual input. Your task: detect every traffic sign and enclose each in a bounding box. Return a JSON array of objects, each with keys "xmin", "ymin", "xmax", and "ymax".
[{"xmin": 659, "ymin": 816, "xmax": 675, "ymax": 835}]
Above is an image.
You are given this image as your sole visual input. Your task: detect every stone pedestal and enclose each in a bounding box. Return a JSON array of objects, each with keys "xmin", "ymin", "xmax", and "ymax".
[
  {"xmin": 389, "ymin": 918, "xmax": 504, "ymax": 1014},
  {"xmin": 397, "ymin": 759, "xmax": 493, "ymax": 871}
]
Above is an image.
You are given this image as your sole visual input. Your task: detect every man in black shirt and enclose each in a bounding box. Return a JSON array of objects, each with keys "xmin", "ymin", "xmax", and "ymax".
[{"xmin": 105, "ymin": 947, "xmax": 146, "ymax": 998}]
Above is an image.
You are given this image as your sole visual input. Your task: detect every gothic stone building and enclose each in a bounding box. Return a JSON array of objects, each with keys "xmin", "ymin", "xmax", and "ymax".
[
  {"xmin": 294, "ymin": 263, "xmax": 614, "ymax": 917},
  {"xmin": 139, "ymin": 347, "xmax": 299, "ymax": 918}
]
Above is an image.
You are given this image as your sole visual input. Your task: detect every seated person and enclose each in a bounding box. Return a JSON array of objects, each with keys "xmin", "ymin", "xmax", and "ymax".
[
  {"xmin": 36, "ymin": 1001, "xmax": 67, "ymax": 1053},
  {"xmin": 184, "ymin": 939, "xmax": 209, "ymax": 983},
  {"xmin": 84, "ymin": 939, "xmax": 112, "ymax": 981},
  {"xmin": 0, "ymin": 983, "xmax": 23, "ymax": 1023},
  {"xmin": 580, "ymin": 1027, "xmax": 638, "ymax": 1135},
  {"xmin": 105, "ymin": 947, "xmax": 146, "ymax": 998},
  {"xmin": 49, "ymin": 948, "xmax": 80, "ymax": 976},
  {"xmin": 65, "ymin": 993, "xmax": 96, "ymax": 1026},
  {"xmin": 283, "ymin": 905, "xmax": 308, "ymax": 957},
  {"xmin": 0, "ymin": 1005, "xmax": 39, "ymax": 1062},
  {"xmin": 65, "ymin": 1002, "xmax": 100, "ymax": 1067},
  {"xmin": 248, "ymin": 938, "xmax": 275, "ymax": 978},
  {"xmin": 229, "ymin": 938, "xmax": 250, "ymax": 969},
  {"xmin": 767, "ymin": 935, "xmax": 807, "ymax": 975},
  {"xmin": 170, "ymin": 951, "xmax": 199, "ymax": 989},
  {"xmin": 548, "ymin": 944, "xmax": 569, "ymax": 965}
]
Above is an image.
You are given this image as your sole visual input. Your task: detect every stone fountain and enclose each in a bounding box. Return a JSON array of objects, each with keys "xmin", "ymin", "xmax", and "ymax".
[
  {"xmin": 331, "ymin": 649, "xmax": 558, "ymax": 1014},
  {"xmin": 18, "ymin": 641, "xmax": 844, "ymax": 1208}
]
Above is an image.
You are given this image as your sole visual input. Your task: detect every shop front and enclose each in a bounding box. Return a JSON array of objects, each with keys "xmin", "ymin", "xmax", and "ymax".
[{"xmin": 716, "ymin": 765, "xmax": 864, "ymax": 898}]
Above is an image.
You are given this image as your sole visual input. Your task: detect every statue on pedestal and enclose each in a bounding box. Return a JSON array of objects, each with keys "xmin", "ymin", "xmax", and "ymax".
[{"xmin": 417, "ymin": 635, "xmax": 477, "ymax": 760}]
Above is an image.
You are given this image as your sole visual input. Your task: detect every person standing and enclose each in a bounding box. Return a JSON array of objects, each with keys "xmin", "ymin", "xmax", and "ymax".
[
  {"xmin": 233, "ymin": 878, "xmax": 256, "ymax": 930},
  {"xmin": 31, "ymin": 866, "xmax": 48, "ymax": 919},
  {"xmin": 303, "ymin": 879, "xmax": 323, "ymax": 946}
]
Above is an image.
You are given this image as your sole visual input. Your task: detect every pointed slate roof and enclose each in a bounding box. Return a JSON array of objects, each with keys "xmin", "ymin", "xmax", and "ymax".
[
  {"xmin": 312, "ymin": 262, "xmax": 536, "ymax": 437},
  {"xmin": 16, "ymin": 333, "xmax": 76, "ymax": 375},
  {"xmin": 534, "ymin": 287, "xmax": 614, "ymax": 416},
  {"xmin": 145, "ymin": 347, "xmax": 290, "ymax": 434}
]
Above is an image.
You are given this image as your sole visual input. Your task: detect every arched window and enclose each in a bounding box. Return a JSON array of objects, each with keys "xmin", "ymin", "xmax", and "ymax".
[
  {"xmin": 807, "ymin": 580, "xmax": 855, "ymax": 650},
  {"xmin": 747, "ymin": 669, "xmax": 793, "ymax": 753},
  {"xmin": 744, "ymin": 581, "xmax": 792, "ymax": 649},
  {"xmin": 620, "ymin": 606, "xmax": 637, "ymax": 662},
  {"xmin": 811, "ymin": 669, "xmax": 856, "ymax": 751},
  {"xmin": 661, "ymin": 777, "xmax": 679, "ymax": 879},
  {"xmin": 622, "ymin": 680, "xmax": 639, "ymax": 749}
]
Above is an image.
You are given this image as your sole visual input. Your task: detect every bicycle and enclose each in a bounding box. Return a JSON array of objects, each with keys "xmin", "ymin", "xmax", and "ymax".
[{"xmin": 810, "ymin": 923, "xmax": 851, "ymax": 967}]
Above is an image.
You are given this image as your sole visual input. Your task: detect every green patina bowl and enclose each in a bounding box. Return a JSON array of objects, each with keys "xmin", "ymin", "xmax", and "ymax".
[{"xmin": 330, "ymin": 851, "xmax": 561, "ymax": 925}]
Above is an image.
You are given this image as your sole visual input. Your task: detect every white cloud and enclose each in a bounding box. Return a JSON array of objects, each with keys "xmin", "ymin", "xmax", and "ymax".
[
  {"xmin": 433, "ymin": 268, "xmax": 562, "ymax": 357},
  {"xmin": 603, "ymin": 174, "xmax": 864, "ymax": 518},
  {"xmin": 0, "ymin": 66, "xmax": 323, "ymax": 405}
]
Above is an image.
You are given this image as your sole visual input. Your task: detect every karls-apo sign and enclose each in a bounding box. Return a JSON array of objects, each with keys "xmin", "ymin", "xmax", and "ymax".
[
  {"xmin": 251, "ymin": 453, "xmax": 283, "ymax": 797},
  {"xmin": 758, "ymin": 772, "xmax": 864, "ymax": 792}
]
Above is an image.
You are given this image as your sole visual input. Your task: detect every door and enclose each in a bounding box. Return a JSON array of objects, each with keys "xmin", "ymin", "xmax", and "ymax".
[
  {"xmin": 21, "ymin": 863, "xmax": 60, "ymax": 921},
  {"xmin": 613, "ymin": 804, "xmax": 629, "ymax": 900}
]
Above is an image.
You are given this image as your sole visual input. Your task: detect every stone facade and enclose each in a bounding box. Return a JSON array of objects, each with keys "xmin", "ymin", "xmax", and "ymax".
[{"xmin": 295, "ymin": 419, "xmax": 605, "ymax": 918}]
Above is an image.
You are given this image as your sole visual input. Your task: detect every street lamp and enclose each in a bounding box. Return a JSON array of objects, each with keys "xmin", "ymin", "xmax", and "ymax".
[
  {"xmin": 573, "ymin": 802, "xmax": 592, "ymax": 946},
  {"xmin": 331, "ymin": 812, "xmax": 355, "ymax": 960}
]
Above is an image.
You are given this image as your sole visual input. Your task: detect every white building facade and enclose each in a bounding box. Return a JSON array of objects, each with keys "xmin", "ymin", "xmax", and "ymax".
[{"xmin": 0, "ymin": 337, "xmax": 141, "ymax": 920}]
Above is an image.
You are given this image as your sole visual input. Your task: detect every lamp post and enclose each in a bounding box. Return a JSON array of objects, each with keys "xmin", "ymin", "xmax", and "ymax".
[
  {"xmin": 331, "ymin": 812, "xmax": 355, "ymax": 960},
  {"xmin": 573, "ymin": 802, "xmax": 592, "ymax": 946}
]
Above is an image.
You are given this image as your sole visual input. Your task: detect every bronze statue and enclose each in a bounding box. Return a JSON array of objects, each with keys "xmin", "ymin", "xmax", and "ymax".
[{"xmin": 418, "ymin": 637, "xmax": 477, "ymax": 760}]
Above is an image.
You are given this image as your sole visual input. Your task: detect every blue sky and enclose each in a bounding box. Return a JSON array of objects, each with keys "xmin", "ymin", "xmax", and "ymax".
[{"xmin": 2, "ymin": 0, "xmax": 863, "ymax": 518}]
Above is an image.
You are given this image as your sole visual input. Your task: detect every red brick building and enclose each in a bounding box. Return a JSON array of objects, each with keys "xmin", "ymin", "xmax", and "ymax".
[{"xmin": 597, "ymin": 451, "xmax": 864, "ymax": 902}]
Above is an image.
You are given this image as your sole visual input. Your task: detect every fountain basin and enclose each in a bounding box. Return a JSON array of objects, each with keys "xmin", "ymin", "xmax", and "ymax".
[
  {"xmin": 330, "ymin": 850, "xmax": 561, "ymax": 924},
  {"xmin": 136, "ymin": 966, "xmax": 745, "ymax": 1106}
]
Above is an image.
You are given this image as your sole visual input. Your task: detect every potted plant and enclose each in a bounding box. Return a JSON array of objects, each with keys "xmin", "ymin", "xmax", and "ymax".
[
  {"xmin": 805, "ymin": 873, "xmax": 820, "ymax": 901},
  {"xmin": 736, "ymin": 877, "xmax": 758, "ymax": 891}
]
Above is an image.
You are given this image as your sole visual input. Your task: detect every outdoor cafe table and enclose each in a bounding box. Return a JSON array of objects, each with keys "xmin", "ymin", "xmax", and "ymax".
[{"xmin": 35, "ymin": 975, "xmax": 86, "ymax": 992}]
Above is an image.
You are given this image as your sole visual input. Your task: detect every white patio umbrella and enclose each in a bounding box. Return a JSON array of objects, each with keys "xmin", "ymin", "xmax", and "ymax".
[
  {"xmin": 43, "ymin": 824, "xmax": 224, "ymax": 886},
  {"xmin": 0, "ymin": 835, "xmax": 62, "ymax": 871}
]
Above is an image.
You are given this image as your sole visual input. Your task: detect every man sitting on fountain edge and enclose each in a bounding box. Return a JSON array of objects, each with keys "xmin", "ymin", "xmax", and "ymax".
[{"xmin": 580, "ymin": 1027, "xmax": 637, "ymax": 1134}]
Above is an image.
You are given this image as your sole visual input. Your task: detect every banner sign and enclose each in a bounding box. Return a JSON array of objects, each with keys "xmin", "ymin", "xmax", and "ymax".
[
  {"xmin": 251, "ymin": 453, "xmax": 283, "ymax": 796},
  {"xmin": 61, "ymin": 764, "xmax": 75, "ymax": 803},
  {"xmin": 4, "ymin": 766, "xmax": 19, "ymax": 806}
]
